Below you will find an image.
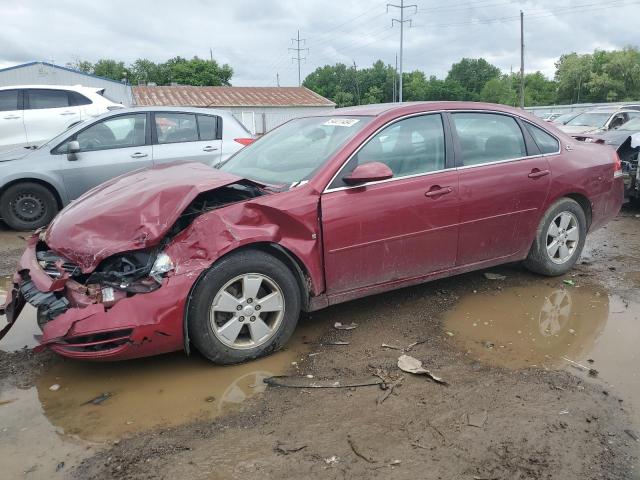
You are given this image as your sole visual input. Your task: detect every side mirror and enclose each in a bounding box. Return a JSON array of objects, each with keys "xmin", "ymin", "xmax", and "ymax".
[
  {"xmin": 67, "ymin": 140, "xmax": 80, "ymax": 161},
  {"xmin": 343, "ymin": 162, "xmax": 393, "ymax": 186}
]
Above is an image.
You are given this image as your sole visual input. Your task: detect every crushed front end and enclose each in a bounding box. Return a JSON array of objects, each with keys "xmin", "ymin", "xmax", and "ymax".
[{"xmin": 1, "ymin": 234, "xmax": 191, "ymax": 360}]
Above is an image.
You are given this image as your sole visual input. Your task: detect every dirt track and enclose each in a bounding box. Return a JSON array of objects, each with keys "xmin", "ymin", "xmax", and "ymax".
[{"xmin": 1, "ymin": 210, "xmax": 639, "ymax": 479}]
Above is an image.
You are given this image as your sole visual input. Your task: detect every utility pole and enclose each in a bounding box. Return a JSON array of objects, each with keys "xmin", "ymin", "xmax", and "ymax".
[
  {"xmin": 388, "ymin": 0, "xmax": 416, "ymax": 102},
  {"xmin": 289, "ymin": 30, "xmax": 308, "ymax": 87},
  {"xmin": 276, "ymin": 73, "xmax": 280, "ymax": 87},
  {"xmin": 519, "ymin": 10, "xmax": 525, "ymax": 109},
  {"xmin": 210, "ymin": 48, "xmax": 213, "ymax": 63},
  {"xmin": 393, "ymin": 53, "xmax": 398, "ymax": 102},
  {"xmin": 352, "ymin": 61, "xmax": 361, "ymax": 104}
]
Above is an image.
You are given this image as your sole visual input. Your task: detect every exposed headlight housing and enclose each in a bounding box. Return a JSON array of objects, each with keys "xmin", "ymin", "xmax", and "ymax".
[{"xmin": 150, "ymin": 252, "xmax": 174, "ymax": 282}]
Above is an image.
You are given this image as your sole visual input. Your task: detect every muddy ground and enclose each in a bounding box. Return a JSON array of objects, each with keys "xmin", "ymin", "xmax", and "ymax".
[{"xmin": 1, "ymin": 210, "xmax": 639, "ymax": 479}]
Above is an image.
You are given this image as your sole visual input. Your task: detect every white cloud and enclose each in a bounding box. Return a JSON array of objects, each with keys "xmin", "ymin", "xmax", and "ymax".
[{"xmin": 0, "ymin": 0, "xmax": 637, "ymax": 86}]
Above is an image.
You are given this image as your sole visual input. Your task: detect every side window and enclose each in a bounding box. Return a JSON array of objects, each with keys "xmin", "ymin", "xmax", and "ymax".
[
  {"xmin": 71, "ymin": 114, "xmax": 147, "ymax": 152},
  {"xmin": 155, "ymin": 113, "xmax": 198, "ymax": 144},
  {"xmin": 524, "ymin": 122, "xmax": 560, "ymax": 154},
  {"xmin": 26, "ymin": 89, "xmax": 70, "ymax": 109},
  {"xmin": 452, "ymin": 112, "xmax": 527, "ymax": 166},
  {"xmin": 355, "ymin": 114, "xmax": 446, "ymax": 177},
  {"xmin": 0, "ymin": 90, "xmax": 19, "ymax": 111},
  {"xmin": 70, "ymin": 91, "xmax": 92, "ymax": 106},
  {"xmin": 197, "ymin": 115, "xmax": 218, "ymax": 141}
]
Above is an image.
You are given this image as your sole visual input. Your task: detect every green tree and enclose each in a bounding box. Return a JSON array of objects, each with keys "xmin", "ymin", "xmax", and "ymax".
[
  {"xmin": 92, "ymin": 59, "xmax": 130, "ymax": 82},
  {"xmin": 446, "ymin": 58, "xmax": 501, "ymax": 98}
]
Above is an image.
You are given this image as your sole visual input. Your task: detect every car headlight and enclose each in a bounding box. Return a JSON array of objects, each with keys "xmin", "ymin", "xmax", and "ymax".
[{"xmin": 150, "ymin": 252, "xmax": 174, "ymax": 282}]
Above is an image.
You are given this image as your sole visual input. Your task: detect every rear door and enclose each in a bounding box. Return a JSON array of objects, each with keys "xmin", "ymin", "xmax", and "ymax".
[
  {"xmin": 23, "ymin": 89, "xmax": 81, "ymax": 146},
  {"xmin": 451, "ymin": 111, "xmax": 552, "ymax": 266},
  {"xmin": 0, "ymin": 89, "xmax": 27, "ymax": 152},
  {"xmin": 151, "ymin": 112, "xmax": 222, "ymax": 166},
  {"xmin": 54, "ymin": 112, "xmax": 152, "ymax": 200},
  {"xmin": 321, "ymin": 113, "xmax": 459, "ymax": 296}
]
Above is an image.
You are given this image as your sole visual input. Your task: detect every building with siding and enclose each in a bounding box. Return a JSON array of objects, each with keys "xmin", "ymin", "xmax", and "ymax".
[
  {"xmin": 0, "ymin": 61, "xmax": 133, "ymax": 105},
  {"xmin": 132, "ymin": 85, "xmax": 335, "ymax": 134}
]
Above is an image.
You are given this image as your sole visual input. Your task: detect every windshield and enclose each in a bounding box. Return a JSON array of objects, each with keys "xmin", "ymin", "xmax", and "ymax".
[
  {"xmin": 36, "ymin": 118, "xmax": 92, "ymax": 150},
  {"xmin": 566, "ymin": 112, "xmax": 611, "ymax": 128},
  {"xmin": 616, "ymin": 117, "xmax": 640, "ymax": 130},
  {"xmin": 220, "ymin": 116, "xmax": 373, "ymax": 186},
  {"xmin": 554, "ymin": 113, "xmax": 577, "ymax": 124}
]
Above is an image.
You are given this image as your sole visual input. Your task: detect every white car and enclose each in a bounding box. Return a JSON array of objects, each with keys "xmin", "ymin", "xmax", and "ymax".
[
  {"xmin": 558, "ymin": 108, "xmax": 640, "ymax": 135},
  {"xmin": 0, "ymin": 84, "xmax": 123, "ymax": 154}
]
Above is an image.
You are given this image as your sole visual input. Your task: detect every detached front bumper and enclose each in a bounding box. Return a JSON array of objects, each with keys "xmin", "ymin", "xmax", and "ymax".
[{"xmin": 1, "ymin": 239, "xmax": 200, "ymax": 361}]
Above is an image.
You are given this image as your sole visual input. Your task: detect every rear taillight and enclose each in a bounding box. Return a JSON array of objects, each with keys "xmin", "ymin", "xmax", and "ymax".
[
  {"xmin": 234, "ymin": 138, "xmax": 254, "ymax": 146},
  {"xmin": 613, "ymin": 150, "xmax": 623, "ymax": 178}
]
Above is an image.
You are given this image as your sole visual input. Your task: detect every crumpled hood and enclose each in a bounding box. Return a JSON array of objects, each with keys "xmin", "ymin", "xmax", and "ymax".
[{"xmin": 44, "ymin": 162, "xmax": 246, "ymax": 272}]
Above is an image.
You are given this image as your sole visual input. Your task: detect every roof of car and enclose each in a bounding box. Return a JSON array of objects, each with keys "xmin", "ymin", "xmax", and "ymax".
[
  {"xmin": 319, "ymin": 101, "xmax": 539, "ymax": 118},
  {"xmin": 95, "ymin": 105, "xmax": 238, "ymax": 118},
  {"xmin": 583, "ymin": 108, "xmax": 637, "ymax": 114}
]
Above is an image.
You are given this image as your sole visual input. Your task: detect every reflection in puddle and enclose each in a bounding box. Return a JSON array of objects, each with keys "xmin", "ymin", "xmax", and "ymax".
[
  {"xmin": 0, "ymin": 310, "xmax": 312, "ymax": 478},
  {"xmin": 444, "ymin": 284, "xmax": 640, "ymax": 413}
]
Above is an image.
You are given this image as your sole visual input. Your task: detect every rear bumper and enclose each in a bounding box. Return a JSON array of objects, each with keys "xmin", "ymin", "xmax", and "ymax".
[
  {"xmin": 2, "ymin": 238, "xmax": 199, "ymax": 361},
  {"xmin": 590, "ymin": 176, "xmax": 625, "ymax": 232}
]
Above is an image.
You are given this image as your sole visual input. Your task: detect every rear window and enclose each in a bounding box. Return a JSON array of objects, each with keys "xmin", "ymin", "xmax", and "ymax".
[
  {"xmin": 197, "ymin": 115, "xmax": 219, "ymax": 141},
  {"xmin": 524, "ymin": 123, "xmax": 559, "ymax": 154},
  {"xmin": 70, "ymin": 91, "xmax": 92, "ymax": 106},
  {"xmin": 0, "ymin": 90, "xmax": 19, "ymax": 111},
  {"xmin": 26, "ymin": 89, "xmax": 70, "ymax": 109}
]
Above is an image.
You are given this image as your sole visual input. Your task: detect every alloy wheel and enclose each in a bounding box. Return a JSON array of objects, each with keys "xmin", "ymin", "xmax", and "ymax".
[
  {"xmin": 209, "ymin": 273, "xmax": 285, "ymax": 349},
  {"xmin": 546, "ymin": 212, "xmax": 579, "ymax": 264}
]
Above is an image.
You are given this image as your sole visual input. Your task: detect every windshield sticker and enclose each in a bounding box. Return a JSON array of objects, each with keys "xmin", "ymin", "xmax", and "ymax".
[{"xmin": 323, "ymin": 118, "xmax": 360, "ymax": 127}]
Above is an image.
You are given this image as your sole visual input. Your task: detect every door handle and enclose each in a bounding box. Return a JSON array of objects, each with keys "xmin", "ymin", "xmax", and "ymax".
[
  {"xmin": 3, "ymin": 115, "xmax": 20, "ymax": 120},
  {"xmin": 130, "ymin": 152, "xmax": 148, "ymax": 158},
  {"xmin": 425, "ymin": 186, "xmax": 453, "ymax": 198},
  {"xmin": 60, "ymin": 111, "xmax": 76, "ymax": 116},
  {"xmin": 202, "ymin": 146, "xmax": 219, "ymax": 152},
  {"xmin": 528, "ymin": 168, "xmax": 550, "ymax": 179}
]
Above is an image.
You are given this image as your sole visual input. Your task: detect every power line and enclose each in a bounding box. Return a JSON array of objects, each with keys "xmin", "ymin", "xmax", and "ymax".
[
  {"xmin": 388, "ymin": 0, "xmax": 417, "ymax": 102},
  {"xmin": 289, "ymin": 30, "xmax": 309, "ymax": 87}
]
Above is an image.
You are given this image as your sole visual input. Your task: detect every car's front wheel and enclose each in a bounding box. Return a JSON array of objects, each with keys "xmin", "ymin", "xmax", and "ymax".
[
  {"xmin": 0, "ymin": 182, "xmax": 59, "ymax": 231},
  {"xmin": 524, "ymin": 198, "xmax": 587, "ymax": 276},
  {"xmin": 188, "ymin": 250, "xmax": 301, "ymax": 364}
]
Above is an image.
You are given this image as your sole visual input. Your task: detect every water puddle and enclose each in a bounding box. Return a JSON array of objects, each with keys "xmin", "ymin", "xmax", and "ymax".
[
  {"xmin": 443, "ymin": 283, "xmax": 640, "ymax": 414},
  {"xmin": 1, "ymin": 270, "xmax": 315, "ymax": 477}
]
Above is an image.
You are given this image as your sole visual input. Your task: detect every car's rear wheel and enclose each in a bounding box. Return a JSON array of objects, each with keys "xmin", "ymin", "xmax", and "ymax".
[
  {"xmin": 524, "ymin": 198, "xmax": 587, "ymax": 276},
  {"xmin": 0, "ymin": 182, "xmax": 58, "ymax": 231},
  {"xmin": 188, "ymin": 249, "xmax": 301, "ymax": 364}
]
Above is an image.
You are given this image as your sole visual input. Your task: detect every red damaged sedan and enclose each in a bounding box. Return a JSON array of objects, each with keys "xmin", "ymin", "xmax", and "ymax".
[{"xmin": 1, "ymin": 102, "xmax": 623, "ymax": 363}]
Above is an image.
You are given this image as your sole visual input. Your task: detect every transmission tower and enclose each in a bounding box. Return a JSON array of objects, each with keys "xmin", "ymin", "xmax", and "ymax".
[
  {"xmin": 289, "ymin": 30, "xmax": 309, "ymax": 87},
  {"xmin": 387, "ymin": 0, "xmax": 417, "ymax": 102}
]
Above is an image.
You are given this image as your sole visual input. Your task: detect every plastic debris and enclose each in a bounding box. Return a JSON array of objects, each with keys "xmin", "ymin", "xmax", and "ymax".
[
  {"xmin": 563, "ymin": 279, "xmax": 576, "ymax": 286},
  {"xmin": 82, "ymin": 392, "xmax": 112, "ymax": 406},
  {"xmin": 397, "ymin": 355, "xmax": 447, "ymax": 385},
  {"xmin": 274, "ymin": 442, "xmax": 307, "ymax": 455},
  {"xmin": 334, "ymin": 322, "xmax": 358, "ymax": 330},
  {"xmin": 49, "ymin": 384, "xmax": 60, "ymax": 391},
  {"xmin": 483, "ymin": 272, "xmax": 506, "ymax": 280}
]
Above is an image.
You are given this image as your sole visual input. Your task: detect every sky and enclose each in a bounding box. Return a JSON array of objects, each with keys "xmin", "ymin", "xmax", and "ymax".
[{"xmin": 0, "ymin": 0, "xmax": 638, "ymax": 87}]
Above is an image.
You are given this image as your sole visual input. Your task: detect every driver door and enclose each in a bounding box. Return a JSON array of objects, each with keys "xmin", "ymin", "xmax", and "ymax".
[
  {"xmin": 321, "ymin": 113, "xmax": 459, "ymax": 297},
  {"xmin": 55, "ymin": 112, "xmax": 152, "ymax": 200}
]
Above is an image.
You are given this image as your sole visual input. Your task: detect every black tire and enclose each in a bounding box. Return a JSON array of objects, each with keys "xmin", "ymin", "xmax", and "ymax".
[
  {"xmin": 188, "ymin": 249, "xmax": 301, "ymax": 364},
  {"xmin": 524, "ymin": 198, "xmax": 587, "ymax": 276},
  {"xmin": 0, "ymin": 182, "xmax": 58, "ymax": 231}
]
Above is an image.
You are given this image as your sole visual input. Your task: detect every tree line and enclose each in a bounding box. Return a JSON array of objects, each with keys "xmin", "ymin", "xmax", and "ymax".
[
  {"xmin": 69, "ymin": 47, "xmax": 640, "ymax": 107},
  {"xmin": 303, "ymin": 47, "xmax": 640, "ymax": 107},
  {"xmin": 67, "ymin": 56, "xmax": 233, "ymax": 87}
]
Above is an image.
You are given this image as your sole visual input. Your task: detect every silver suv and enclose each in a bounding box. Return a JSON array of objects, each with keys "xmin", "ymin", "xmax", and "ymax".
[{"xmin": 0, "ymin": 106, "xmax": 253, "ymax": 230}]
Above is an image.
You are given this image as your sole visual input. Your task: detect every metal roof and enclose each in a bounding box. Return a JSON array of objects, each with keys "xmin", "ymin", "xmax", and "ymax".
[
  {"xmin": 132, "ymin": 86, "xmax": 335, "ymax": 108},
  {"xmin": 0, "ymin": 61, "xmax": 128, "ymax": 86}
]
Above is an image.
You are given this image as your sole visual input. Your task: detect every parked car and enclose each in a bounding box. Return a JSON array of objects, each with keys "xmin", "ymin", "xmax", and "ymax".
[
  {"xmin": 577, "ymin": 116, "xmax": 640, "ymax": 202},
  {"xmin": 0, "ymin": 85, "xmax": 123, "ymax": 154},
  {"xmin": 542, "ymin": 112, "xmax": 563, "ymax": 122},
  {"xmin": 550, "ymin": 112, "xmax": 580, "ymax": 125},
  {"xmin": 558, "ymin": 108, "xmax": 640, "ymax": 135},
  {"xmin": 1, "ymin": 102, "xmax": 623, "ymax": 364},
  {"xmin": 0, "ymin": 106, "xmax": 253, "ymax": 230}
]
